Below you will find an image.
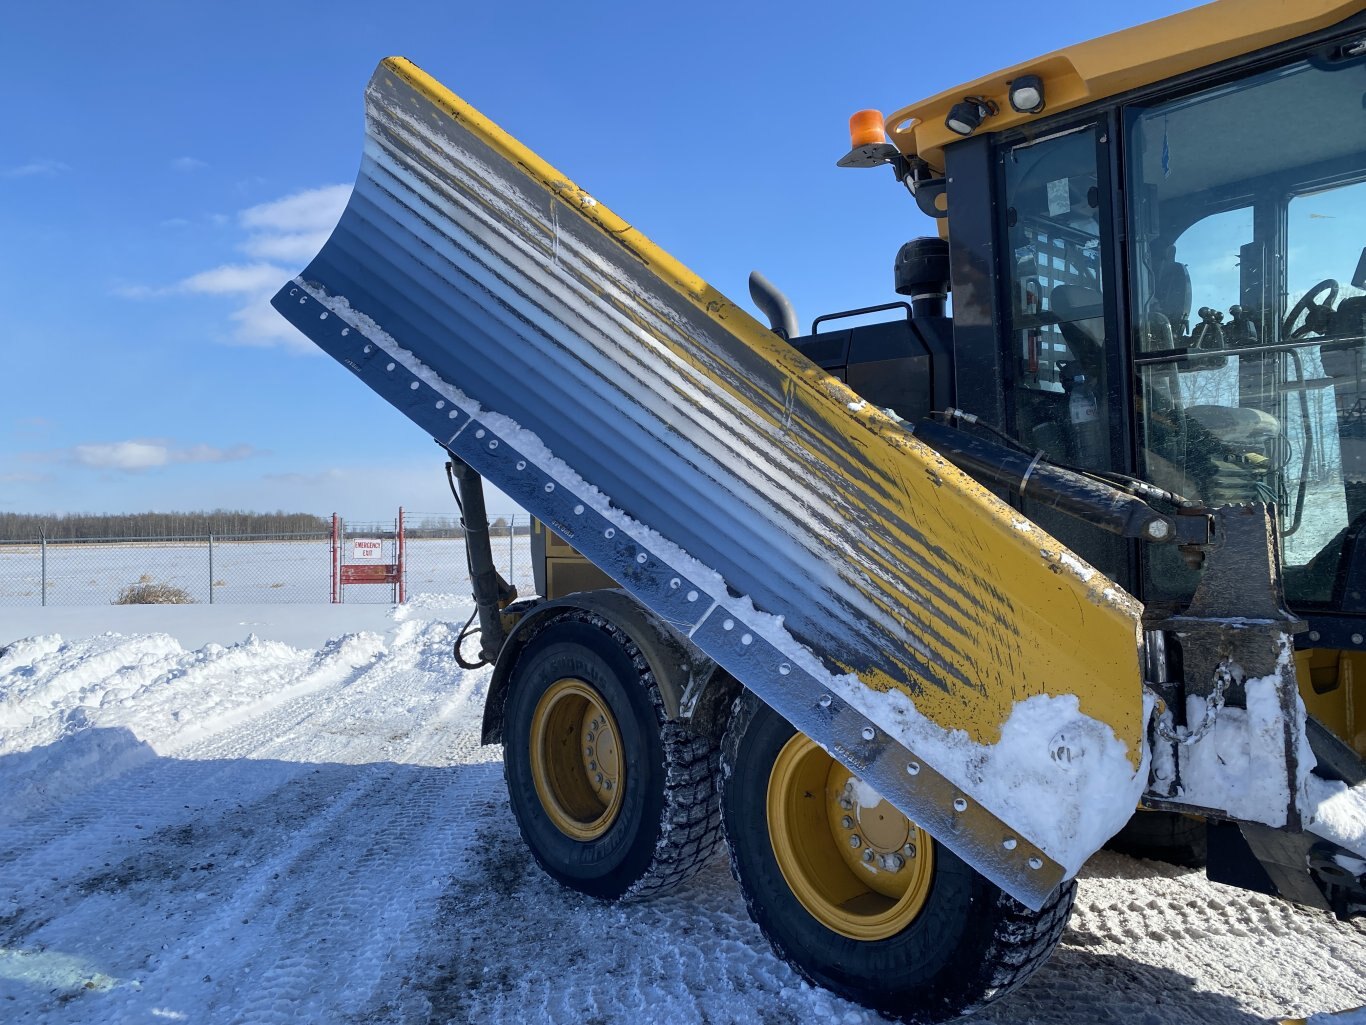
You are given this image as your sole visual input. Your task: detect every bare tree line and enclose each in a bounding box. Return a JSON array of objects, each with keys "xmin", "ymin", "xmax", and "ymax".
[
  {"xmin": 0, "ymin": 511, "xmax": 534, "ymax": 541},
  {"xmin": 0, "ymin": 510, "xmax": 331, "ymax": 541}
]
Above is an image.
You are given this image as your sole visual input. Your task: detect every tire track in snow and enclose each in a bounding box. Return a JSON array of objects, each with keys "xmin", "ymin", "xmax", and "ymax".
[
  {"xmin": 124, "ymin": 624, "xmax": 500, "ymax": 1024},
  {"xmin": 0, "ymin": 635, "xmax": 384, "ymax": 887},
  {"xmin": 2, "ymin": 620, "xmax": 495, "ymax": 1024},
  {"xmin": 0, "ymin": 619, "xmax": 489, "ymax": 1023}
]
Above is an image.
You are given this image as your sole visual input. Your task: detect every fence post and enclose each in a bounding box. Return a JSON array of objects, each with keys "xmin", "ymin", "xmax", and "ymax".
[
  {"xmin": 40, "ymin": 531, "xmax": 47, "ymax": 607},
  {"xmin": 508, "ymin": 514, "xmax": 515, "ymax": 583},
  {"xmin": 208, "ymin": 532, "xmax": 215, "ymax": 605},
  {"xmin": 331, "ymin": 513, "xmax": 340, "ymax": 604}
]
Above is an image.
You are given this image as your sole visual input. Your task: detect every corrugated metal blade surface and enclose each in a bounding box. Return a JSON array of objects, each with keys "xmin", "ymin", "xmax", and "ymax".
[{"xmin": 272, "ymin": 57, "xmax": 1147, "ymax": 908}]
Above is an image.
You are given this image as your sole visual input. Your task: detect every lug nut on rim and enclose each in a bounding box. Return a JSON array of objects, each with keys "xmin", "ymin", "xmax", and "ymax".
[
  {"xmin": 862, "ymin": 849, "xmax": 875, "ymax": 863},
  {"xmin": 848, "ymin": 834, "xmax": 862, "ymax": 848}
]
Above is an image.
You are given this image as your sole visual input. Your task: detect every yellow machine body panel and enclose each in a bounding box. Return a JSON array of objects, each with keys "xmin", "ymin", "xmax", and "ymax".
[
  {"xmin": 1297, "ymin": 649, "xmax": 1365, "ymax": 757},
  {"xmin": 886, "ymin": 0, "xmax": 1363, "ymax": 172}
]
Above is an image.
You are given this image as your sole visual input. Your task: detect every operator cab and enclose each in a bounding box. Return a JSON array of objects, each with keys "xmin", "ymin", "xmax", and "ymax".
[{"xmin": 813, "ymin": 11, "xmax": 1366, "ymax": 641}]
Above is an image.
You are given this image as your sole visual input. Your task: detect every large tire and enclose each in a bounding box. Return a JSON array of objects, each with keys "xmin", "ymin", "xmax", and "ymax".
[
  {"xmin": 1105, "ymin": 810, "xmax": 1207, "ymax": 868},
  {"xmin": 502, "ymin": 610, "xmax": 720, "ymax": 900},
  {"xmin": 721, "ymin": 693, "xmax": 1074, "ymax": 1024}
]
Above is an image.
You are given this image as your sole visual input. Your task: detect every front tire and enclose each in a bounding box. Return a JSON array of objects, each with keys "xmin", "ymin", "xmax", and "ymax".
[
  {"xmin": 721, "ymin": 693, "xmax": 1074, "ymax": 1023},
  {"xmin": 503, "ymin": 610, "xmax": 720, "ymax": 900}
]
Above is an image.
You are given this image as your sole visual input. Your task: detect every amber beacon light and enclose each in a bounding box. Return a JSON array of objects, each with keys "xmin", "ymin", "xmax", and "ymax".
[{"xmin": 848, "ymin": 109, "xmax": 886, "ymax": 148}]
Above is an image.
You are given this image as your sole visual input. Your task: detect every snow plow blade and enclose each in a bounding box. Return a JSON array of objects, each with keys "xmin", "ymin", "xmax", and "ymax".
[{"xmin": 271, "ymin": 57, "xmax": 1148, "ymax": 910}]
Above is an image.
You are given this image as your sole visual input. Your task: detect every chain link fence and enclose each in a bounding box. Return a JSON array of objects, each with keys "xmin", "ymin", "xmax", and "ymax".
[{"xmin": 0, "ymin": 515, "xmax": 533, "ymax": 607}]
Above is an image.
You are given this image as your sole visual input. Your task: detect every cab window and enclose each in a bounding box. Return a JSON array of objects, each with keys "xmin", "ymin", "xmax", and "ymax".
[{"xmin": 1126, "ymin": 53, "xmax": 1366, "ymax": 604}]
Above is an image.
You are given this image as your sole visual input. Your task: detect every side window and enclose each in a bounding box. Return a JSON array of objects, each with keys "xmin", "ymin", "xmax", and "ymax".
[
  {"xmin": 1001, "ymin": 125, "xmax": 1111, "ymax": 470},
  {"xmin": 1281, "ymin": 182, "xmax": 1366, "ymax": 581}
]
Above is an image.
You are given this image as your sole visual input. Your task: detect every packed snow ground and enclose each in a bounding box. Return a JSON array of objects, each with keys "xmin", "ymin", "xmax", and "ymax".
[{"xmin": 2, "ymin": 600, "xmax": 1363, "ymax": 1024}]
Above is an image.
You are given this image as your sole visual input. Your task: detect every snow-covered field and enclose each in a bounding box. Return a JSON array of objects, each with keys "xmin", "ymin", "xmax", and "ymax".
[
  {"xmin": 0, "ymin": 537, "xmax": 534, "ymax": 607},
  {"xmin": 2, "ymin": 600, "xmax": 1363, "ymax": 1024}
]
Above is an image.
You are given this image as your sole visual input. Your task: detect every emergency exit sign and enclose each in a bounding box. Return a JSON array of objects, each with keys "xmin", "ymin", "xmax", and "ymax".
[{"xmin": 352, "ymin": 539, "xmax": 383, "ymax": 560}]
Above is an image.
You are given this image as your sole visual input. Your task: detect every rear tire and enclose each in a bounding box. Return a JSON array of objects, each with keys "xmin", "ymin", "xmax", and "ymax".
[
  {"xmin": 1106, "ymin": 810, "xmax": 1207, "ymax": 868},
  {"xmin": 721, "ymin": 693, "xmax": 1074, "ymax": 1023},
  {"xmin": 503, "ymin": 610, "xmax": 720, "ymax": 900}
]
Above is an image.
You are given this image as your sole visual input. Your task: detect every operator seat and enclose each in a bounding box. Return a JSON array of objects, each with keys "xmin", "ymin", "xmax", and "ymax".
[
  {"xmin": 1152, "ymin": 244, "xmax": 1193, "ymax": 340},
  {"xmin": 1049, "ymin": 284, "xmax": 1105, "ymax": 382}
]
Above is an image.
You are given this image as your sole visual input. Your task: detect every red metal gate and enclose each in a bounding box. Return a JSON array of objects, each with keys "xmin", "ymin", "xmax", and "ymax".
[{"xmin": 331, "ymin": 509, "xmax": 405, "ymax": 603}]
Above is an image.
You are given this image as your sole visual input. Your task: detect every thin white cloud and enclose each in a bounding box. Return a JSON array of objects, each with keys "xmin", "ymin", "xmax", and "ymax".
[
  {"xmin": 227, "ymin": 300, "xmax": 315, "ymax": 350},
  {"xmin": 111, "ymin": 282, "xmax": 169, "ymax": 300},
  {"xmin": 160, "ymin": 217, "xmax": 191, "ymax": 229},
  {"xmin": 171, "ymin": 156, "xmax": 206, "ymax": 172},
  {"xmin": 4, "ymin": 158, "xmax": 70, "ymax": 178},
  {"xmin": 71, "ymin": 441, "xmax": 259, "ymax": 472},
  {"xmin": 74, "ymin": 442, "xmax": 169, "ymax": 470},
  {"xmin": 240, "ymin": 230, "xmax": 331, "ymax": 264},
  {"xmin": 115, "ymin": 183, "xmax": 350, "ymax": 350},
  {"xmin": 241, "ymin": 185, "xmax": 351, "ymax": 232},
  {"xmin": 180, "ymin": 263, "xmax": 291, "ymax": 296}
]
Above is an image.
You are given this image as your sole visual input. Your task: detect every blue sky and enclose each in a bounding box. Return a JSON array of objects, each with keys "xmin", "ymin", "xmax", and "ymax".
[{"xmin": 1, "ymin": 0, "xmax": 1202, "ymax": 521}]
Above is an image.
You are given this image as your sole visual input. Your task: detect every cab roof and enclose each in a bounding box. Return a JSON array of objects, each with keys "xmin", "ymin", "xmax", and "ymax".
[{"xmin": 885, "ymin": 0, "xmax": 1363, "ymax": 172}]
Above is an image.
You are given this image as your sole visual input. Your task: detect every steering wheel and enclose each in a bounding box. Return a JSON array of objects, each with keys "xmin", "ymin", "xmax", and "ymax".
[{"xmin": 1283, "ymin": 278, "xmax": 1339, "ymax": 339}]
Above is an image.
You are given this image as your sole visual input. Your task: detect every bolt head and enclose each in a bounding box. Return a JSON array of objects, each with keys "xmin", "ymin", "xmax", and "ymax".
[
  {"xmin": 848, "ymin": 834, "xmax": 862, "ymax": 848},
  {"xmin": 595, "ymin": 773, "xmax": 604, "ymax": 784},
  {"xmin": 841, "ymin": 815, "xmax": 854, "ymax": 830},
  {"xmin": 862, "ymin": 849, "xmax": 875, "ymax": 863},
  {"xmin": 589, "ymin": 761, "xmax": 597, "ymax": 772},
  {"xmin": 883, "ymin": 854, "xmax": 905, "ymax": 871},
  {"xmin": 903, "ymin": 842, "xmax": 916, "ymax": 858},
  {"xmin": 839, "ymin": 797, "xmax": 853, "ymax": 811},
  {"xmin": 604, "ymin": 780, "xmax": 613, "ymax": 791}
]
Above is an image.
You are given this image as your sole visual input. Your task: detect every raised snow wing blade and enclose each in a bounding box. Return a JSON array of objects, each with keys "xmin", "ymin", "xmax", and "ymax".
[{"xmin": 272, "ymin": 57, "xmax": 1148, "ymax": 909}]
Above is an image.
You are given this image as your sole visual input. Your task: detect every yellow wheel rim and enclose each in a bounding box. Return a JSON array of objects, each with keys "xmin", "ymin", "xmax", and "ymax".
[
  {"xmin": 768, "ymin": 732, "xmax": 935, "ymax": 941},
  {"xmin": 530, "ymin": 678, "xmax": 624, "ymax": 841}
]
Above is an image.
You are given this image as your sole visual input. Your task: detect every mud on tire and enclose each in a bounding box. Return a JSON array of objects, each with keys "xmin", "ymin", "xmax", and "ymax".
[
  {"xmin": 502, "ymin": 610, "xmax": 721, "ymax": 901},
  {"xmin": 720, "ymin": 692, "xmax": 1075, "ymax": 1024}
]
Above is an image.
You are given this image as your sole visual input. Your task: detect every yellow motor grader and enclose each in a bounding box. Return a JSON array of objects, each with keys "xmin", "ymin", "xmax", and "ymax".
[{"xmin": 274, "ymin": 1, "xmax": 1366, "ymax": 1019}]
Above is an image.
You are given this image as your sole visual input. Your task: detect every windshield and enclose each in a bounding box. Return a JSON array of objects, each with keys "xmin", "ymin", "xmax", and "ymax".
[{"xmin": 1126, "ymin": 52, "xmax": 1366, "ymax": 605}]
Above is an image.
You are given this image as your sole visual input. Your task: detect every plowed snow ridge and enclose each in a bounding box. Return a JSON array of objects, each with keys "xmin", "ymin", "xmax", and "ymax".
[{"xmin": 1, "ymin": 601, "xmax": 1362, "ymax": 1024}]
